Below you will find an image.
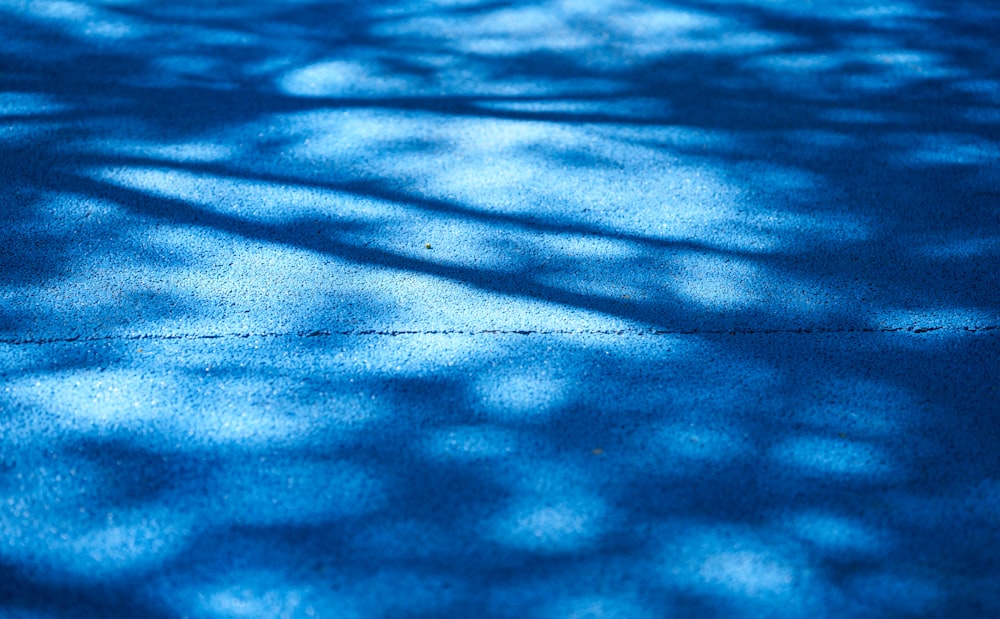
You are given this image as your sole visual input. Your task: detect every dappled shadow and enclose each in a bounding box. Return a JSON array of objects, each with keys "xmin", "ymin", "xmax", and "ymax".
[{"xmin": 2, "ymin": 0, "xmax": 999, "ymax": 617}]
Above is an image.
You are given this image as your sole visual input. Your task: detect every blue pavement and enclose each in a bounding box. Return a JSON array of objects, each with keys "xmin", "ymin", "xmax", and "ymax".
[{"xmin": 2, "ymin": 1, "xmax": 999, "ymax": 617}]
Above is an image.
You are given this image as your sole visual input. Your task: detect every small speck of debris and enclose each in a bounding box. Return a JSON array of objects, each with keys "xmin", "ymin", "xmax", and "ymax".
[
  {"xmin": 592, "ymin": 448, "xmax": 604, "ymax": 455},
  {"xmin": 425, "ymin": 243, "xmax": 432, "ymax": 249}
]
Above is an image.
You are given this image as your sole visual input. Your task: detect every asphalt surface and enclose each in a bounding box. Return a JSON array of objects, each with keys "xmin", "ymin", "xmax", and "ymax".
[{"xmin": 2, "ymin": 1, "xmax": 999, "ymax": 617}]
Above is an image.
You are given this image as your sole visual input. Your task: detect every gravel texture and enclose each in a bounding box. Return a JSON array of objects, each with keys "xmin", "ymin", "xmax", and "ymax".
[{"xmin": 2, "ymin": 1, "xmax": 999, "ymax": 617}]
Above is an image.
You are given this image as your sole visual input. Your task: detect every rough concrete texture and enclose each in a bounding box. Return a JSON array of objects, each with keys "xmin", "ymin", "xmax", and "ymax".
[{"xmin": 1, "ymin": 0, "xmax": 999, "ymax": 617}]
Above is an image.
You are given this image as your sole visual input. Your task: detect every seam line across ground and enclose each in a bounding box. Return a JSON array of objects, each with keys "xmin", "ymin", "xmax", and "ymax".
[{"xmin": 2, "ymin": 325, "xmax": 998, "ymax": 345}]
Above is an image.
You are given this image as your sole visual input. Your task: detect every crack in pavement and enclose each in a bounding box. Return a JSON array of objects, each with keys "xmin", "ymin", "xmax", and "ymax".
[{"xmin": 1, "ymin": 325, "xmax": 997, "ymax": 345}]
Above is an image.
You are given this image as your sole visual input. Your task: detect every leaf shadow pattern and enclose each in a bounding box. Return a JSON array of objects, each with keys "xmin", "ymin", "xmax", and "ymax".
[{"xmin": 1, "ymin": 1, "xmax": 999, "ymax": 617}]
